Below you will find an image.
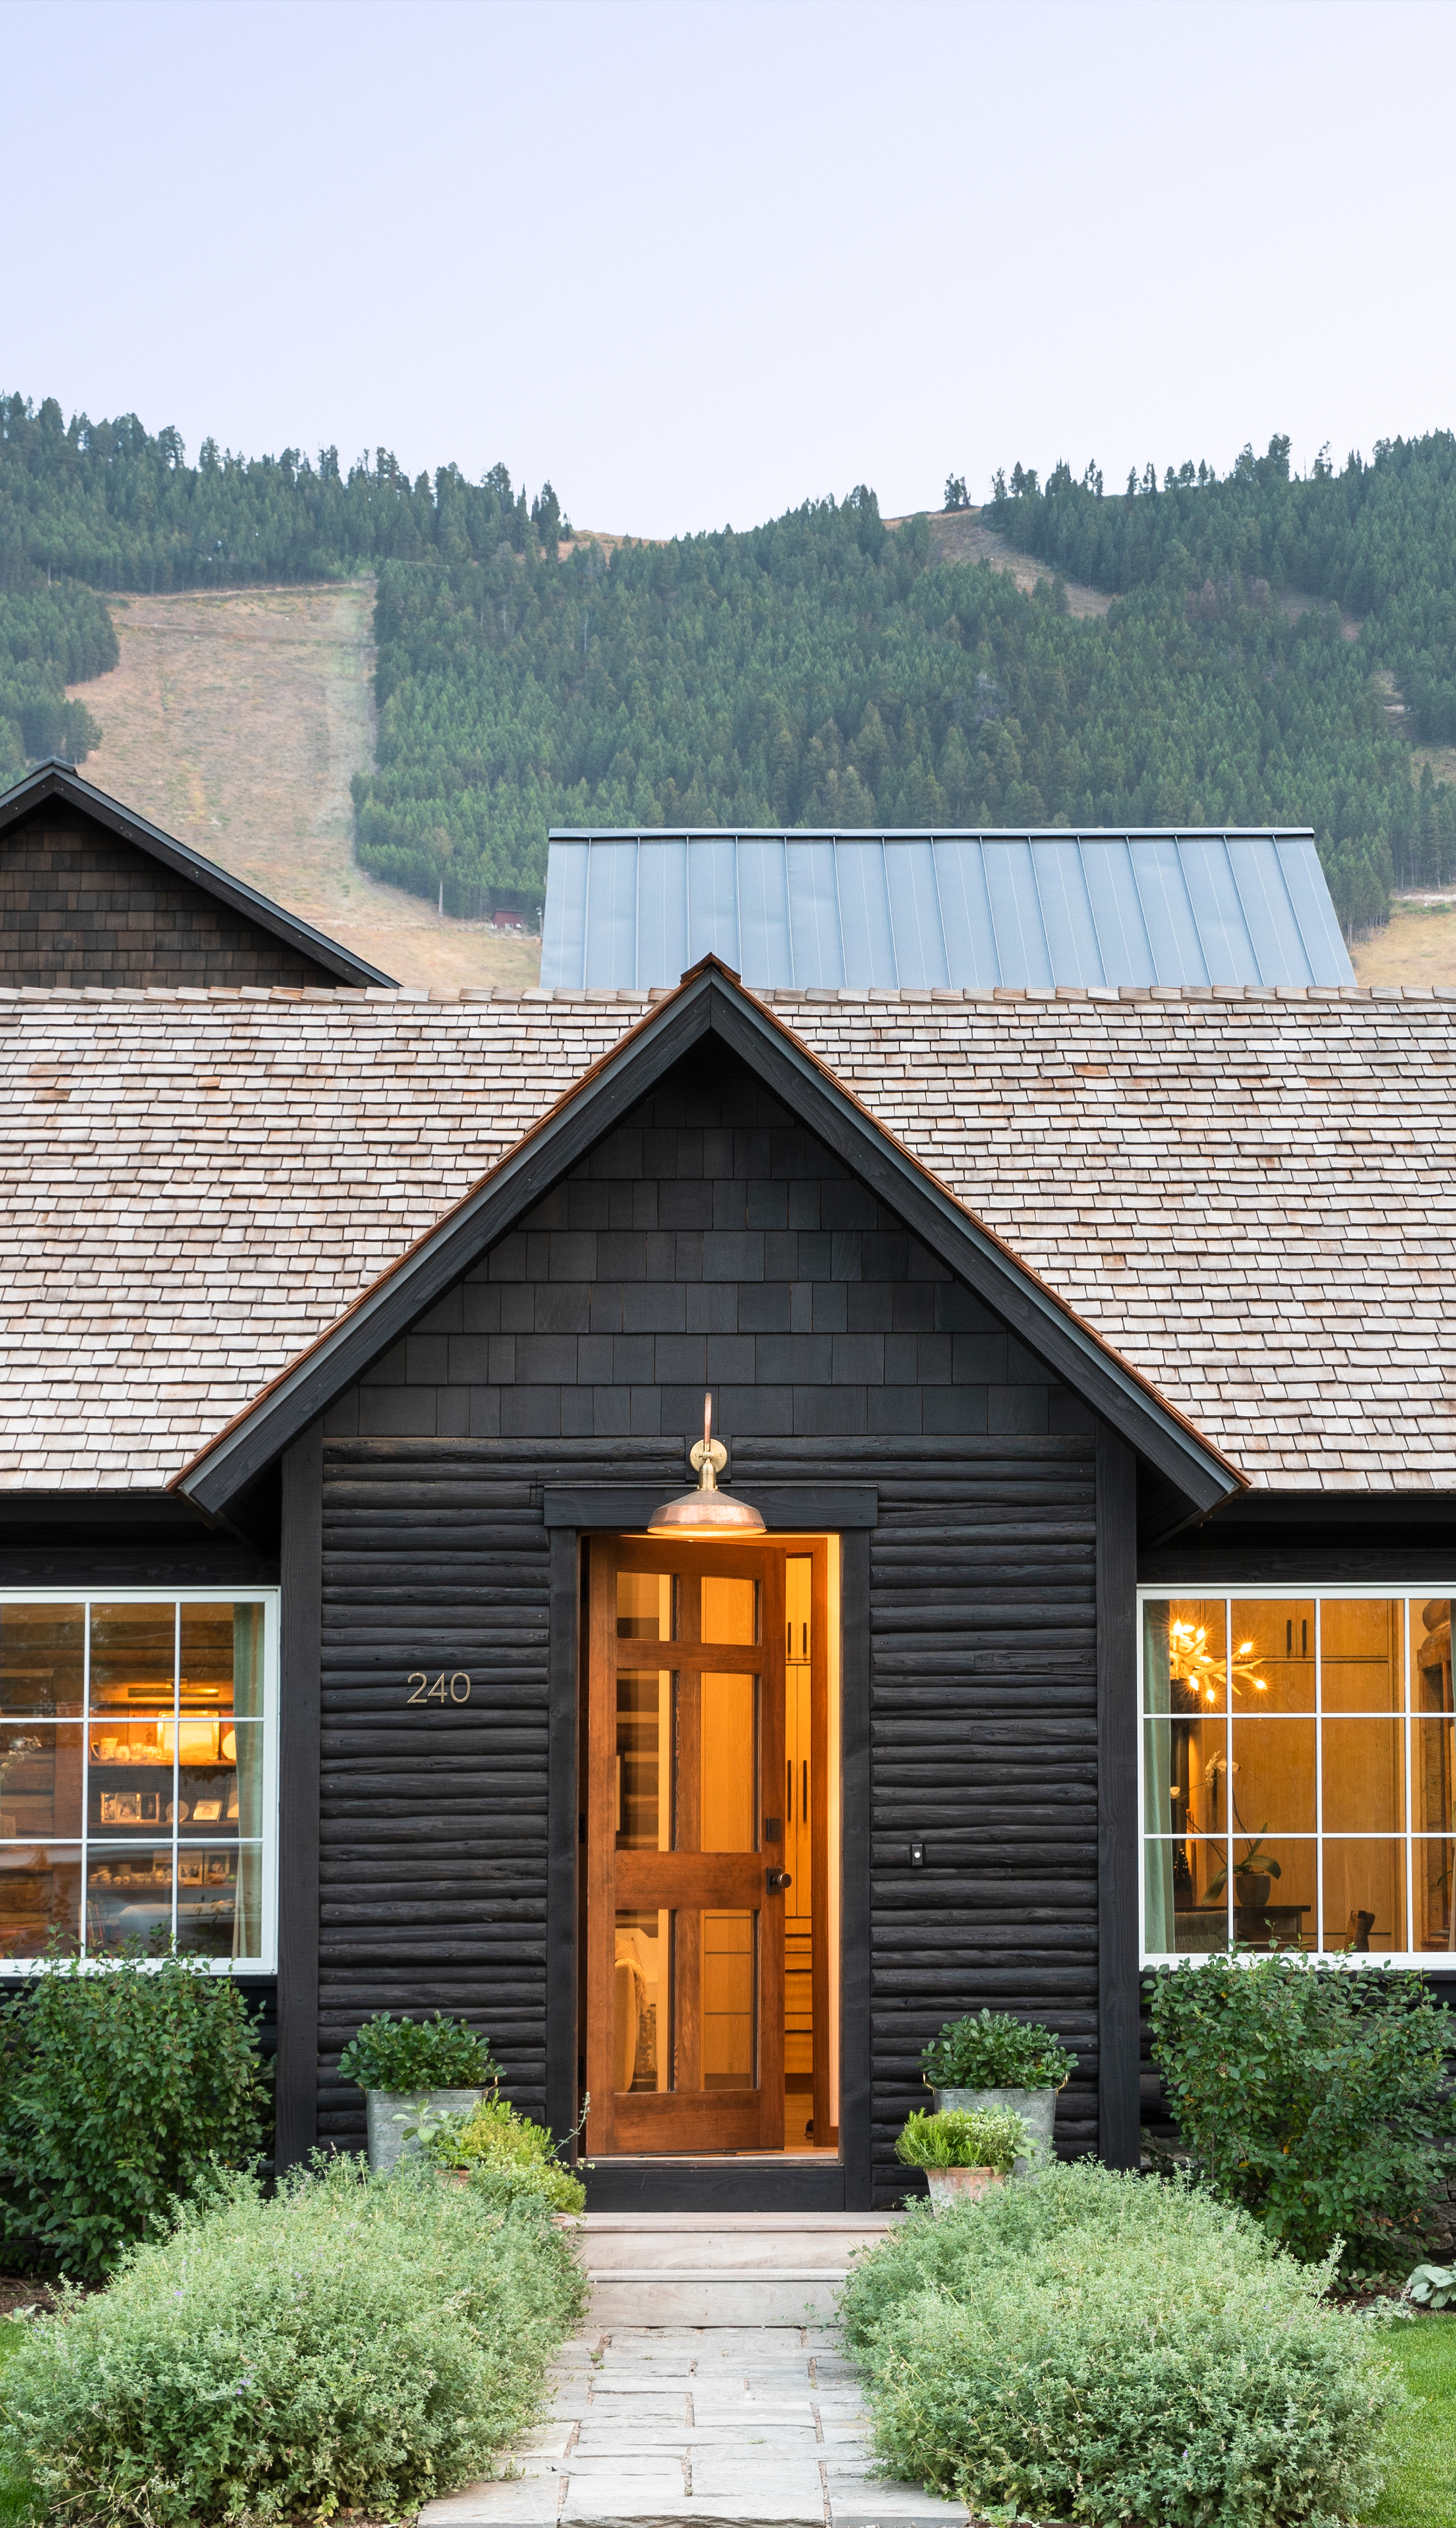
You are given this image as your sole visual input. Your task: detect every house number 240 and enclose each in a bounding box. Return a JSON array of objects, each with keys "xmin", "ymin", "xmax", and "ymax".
[{"xmin": 405, "ymin": 1671, "xmax": 472, "ymax": 1704}]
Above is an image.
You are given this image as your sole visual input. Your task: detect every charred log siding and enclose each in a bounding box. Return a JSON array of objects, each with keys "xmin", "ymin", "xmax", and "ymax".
[
  {"xmin": 854, "ymin": 1440, "xmax": 1097, "ymax": 2205},
  {"xmin": 314, "ymin": 1048, "xmax": 1104, "ymax": 2178}
]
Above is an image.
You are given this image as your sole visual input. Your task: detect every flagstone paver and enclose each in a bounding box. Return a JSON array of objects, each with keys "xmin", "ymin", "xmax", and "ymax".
[{"xmin": 420, "ymin": 2324, "xmax": 968, "ymax": 2528}]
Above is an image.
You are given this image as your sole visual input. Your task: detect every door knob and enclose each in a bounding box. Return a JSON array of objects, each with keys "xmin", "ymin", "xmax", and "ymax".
[{"xmin": 766, "ymin": 1867, "xmax": 793, "ymax": 1892}]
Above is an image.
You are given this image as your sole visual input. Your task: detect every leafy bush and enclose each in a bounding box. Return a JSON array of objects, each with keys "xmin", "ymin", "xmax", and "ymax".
[
  {"xmin": 841, "ymin": 2162, "xmax": 1401, "ymax": 2528},
  {"xmin": 1405, "ymin": 2261, "xmax": 1456, "ymax": 2310},
  {"xmin": 0, "ymin": 1950, "xmax": 269, "ymax": 2280},
  {"xmin": 920, "ymin": 2008, "xmax": 1076, "ymax": 2093},
  {"xmin": 1148, "ymin": 1954, "xmax": 1454, "ymax": 2265},
  {"xmin": 0, "ymin": 2152, "xmax": 586, "ymax": 2526},
  {"xmin": 414, "ymin": 2093, "xmax": 586, "ymax": 2212},
  {"xmin": 894, "ymin": 2107, "xmax": 1026, "ymax": 2173},
  {"xmin": 338, "ymin": 2009, "xmax": 497, "ymax": 2091}
]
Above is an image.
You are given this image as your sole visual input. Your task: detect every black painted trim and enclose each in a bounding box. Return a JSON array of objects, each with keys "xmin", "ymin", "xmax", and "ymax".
[
  {"xmin": 546, "ymin": 1530, "xmax": 580, "ymax": 2151},
  {"xmin": 542, "ymin": 1485, "xmax": 879, "ymax": 1531},
  {"xmin": 1096, "ymin": 1421, "xmax": 1139, "ymax": 2169},
  {"xmin": 584, "ymin": 2160, "xmax": 847, "ymax": 2211},
  {"xmin": 179, "ymin": 967, "xmax": 1236, "ymax": 1519},
  {"xmin": 840, "ymin": 1529, "xmax": 873, "ymax": 2209},
  {"xmin": 0, "ymin": 760, "xmax": 396, "ymax": 986},
  {"xmin": 276, "ymin": 1422, "xmax": 323, "ymax": 2171}
]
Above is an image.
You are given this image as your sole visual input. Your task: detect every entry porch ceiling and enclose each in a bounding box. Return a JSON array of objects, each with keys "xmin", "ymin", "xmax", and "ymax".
[{"xmin": 542, "ymin": 828, "xmax": 1353, "ymax": 994}]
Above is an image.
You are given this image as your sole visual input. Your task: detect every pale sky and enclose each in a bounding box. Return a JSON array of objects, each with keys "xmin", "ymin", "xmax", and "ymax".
[{"xmin": 5, "ymin": 0, "xmax": 1452, "ymax": 539}]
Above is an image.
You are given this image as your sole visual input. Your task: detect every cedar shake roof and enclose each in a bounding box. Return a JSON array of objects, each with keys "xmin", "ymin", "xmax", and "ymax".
[{"xmin": 1, "ymin": 978, "xmax": 1453, "ymax": 1492}]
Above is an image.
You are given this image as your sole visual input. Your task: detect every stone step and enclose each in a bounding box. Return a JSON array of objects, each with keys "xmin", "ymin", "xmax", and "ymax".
[
  {"xmin": 568, "ymin": 2213, "xmax": 900, "ymax": 2323},
  {"xmin": 573, "ymin": 2214, "xmax": 896, "ymax": 2276}
]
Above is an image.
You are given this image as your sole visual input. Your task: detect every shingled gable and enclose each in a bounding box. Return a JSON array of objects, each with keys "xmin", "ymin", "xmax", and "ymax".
[
  {"xmin": 0, "ymin": 760, "xmax": 397, "ymax": 988},
  {"xmin": 174, "ymin": 954, "xmax": 1244, "ymax": 1521}
]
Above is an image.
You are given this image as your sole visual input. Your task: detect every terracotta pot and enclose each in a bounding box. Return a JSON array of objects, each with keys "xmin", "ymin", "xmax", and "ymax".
[{"xmin": 924, "ymin": 2165, "xmax": 1005, "ymax": 2212}]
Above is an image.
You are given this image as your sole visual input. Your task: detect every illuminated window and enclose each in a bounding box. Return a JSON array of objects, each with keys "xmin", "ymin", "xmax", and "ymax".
[
  {"xmin": 0, "ymin": 1593, "xmax": 277, "ymax": 1971},
  {"xmin": 1141, "ymin": 1593, "xmax": 1453, "ymax": 1962}
]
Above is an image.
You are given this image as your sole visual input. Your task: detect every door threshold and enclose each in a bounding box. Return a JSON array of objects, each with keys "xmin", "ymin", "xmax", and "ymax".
[{"xmin": 592, "ymin": 2150, "xmax": 839, "ymax": 2164}]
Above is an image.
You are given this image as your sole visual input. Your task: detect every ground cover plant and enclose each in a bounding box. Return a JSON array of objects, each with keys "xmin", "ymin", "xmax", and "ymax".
[
  {"xmin": 1148, "ymin": 1954, "xmax": 1454, "ymax": 2267},
  {"xmin": 1371, "ymin": 2318, "xmax": 1456, "ymax": 2528},
  {"xmin": 0, "ymin": 2150, "xmax": 586, "ymax": 2526},
  {"xmin": 841, "ymin": 2161, "xmax": 1399, "ymax": 2527},
  {"xmin": 0, "ymin": 1948, "xmax": 269, "ymax": 2280},
  {"xmin": 920, "ymin": 2009, "xmax": 1075, "ymax": 2092}
]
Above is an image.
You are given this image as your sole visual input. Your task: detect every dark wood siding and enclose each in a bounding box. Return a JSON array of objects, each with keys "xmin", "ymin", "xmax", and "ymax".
[
  {"xmin": 314, "ymin": 1044, "xmax": 1104, "ymax": 2189},
  {"xmin": 0, "ymin": 805, "xmax": 339, "ymax": 987}
]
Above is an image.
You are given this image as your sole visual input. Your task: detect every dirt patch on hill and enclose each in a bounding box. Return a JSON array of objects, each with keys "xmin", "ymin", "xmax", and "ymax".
[
  {"xmin": 1351, "ymin": 897, "xmax": 1456, "ymax": 986},
  {"xmin": 67, "ymin": 584, "xmax": 540, "ymax": 992}
]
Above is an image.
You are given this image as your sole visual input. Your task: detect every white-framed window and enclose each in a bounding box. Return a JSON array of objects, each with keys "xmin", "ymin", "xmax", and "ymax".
[
  {"xmin": 0, "ymin": 1590, "xmax": 279, "ymax": 1973},
  {"xmin": 1140, "ymin": 1588, "xmax": 1453, "ymax": 1967}
]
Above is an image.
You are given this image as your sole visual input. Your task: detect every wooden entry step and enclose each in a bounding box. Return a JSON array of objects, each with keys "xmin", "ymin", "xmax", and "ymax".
[{"xmin": 569, "ymin": 2210, "xmax": 901, "ymax": 2326}]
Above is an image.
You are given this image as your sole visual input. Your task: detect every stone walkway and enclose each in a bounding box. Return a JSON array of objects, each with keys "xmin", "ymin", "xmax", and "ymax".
[{"xmin": 422, "ymin": 2324, "xmax": 970, "ymax": 2528}]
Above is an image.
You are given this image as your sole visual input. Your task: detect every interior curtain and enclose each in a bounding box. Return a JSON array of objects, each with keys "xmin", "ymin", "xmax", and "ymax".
[{"xmin": 1142, "ymin": 1600, "xmax": 1175, "ymax": 1953}]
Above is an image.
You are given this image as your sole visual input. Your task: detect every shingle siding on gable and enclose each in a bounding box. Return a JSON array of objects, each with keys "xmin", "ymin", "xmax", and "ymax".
[
  {"xmin": 314, "ymin": 1048, "xmax": 1101, "ymax": 2201},
  {"xmin": 0, "ymin": 807, "xmax": 334, "ymax": 988}
]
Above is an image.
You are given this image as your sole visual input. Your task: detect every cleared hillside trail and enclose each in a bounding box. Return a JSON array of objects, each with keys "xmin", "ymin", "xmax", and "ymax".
[{"xmin": 67, "ymin": 582, "xmax": 539, "ymax": 992}]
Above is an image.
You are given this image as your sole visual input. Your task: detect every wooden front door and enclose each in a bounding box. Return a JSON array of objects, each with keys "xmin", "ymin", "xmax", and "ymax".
[{"xmin": 585, "ymin": 1536, "xmax": 793, "ymax": 2155}]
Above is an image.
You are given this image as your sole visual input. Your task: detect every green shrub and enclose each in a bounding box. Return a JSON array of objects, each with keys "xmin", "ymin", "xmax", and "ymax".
[
  {"xmin": 0, "ymin": 1950, "xmax": 269, "ymax": 2281},
  {"xmin": 1148, "ymin": 1954, "xmax": 1455, "ymax": 2265},
  {"xmin": 893, "ymin": 2107, "xmax": 1027, "ymax": 2172},
  {"xmin": 0, "ymin": 2152, "xmax": 586, "ymax": 2526},
  {"xmin": 338, "ymin": 2008, "xmax": 497, "ymax": 2091},
  {"xmin": 842, "ymin": 2162, "xmax": 1400, "ymax": 2528},
  {"xmin": 414, "ymin": 2092, "xmax": 586, "ymax": 2212},
  {"xmin": 919, "ymin": 2008, "xmax": 1076, "ymax": 2092}
]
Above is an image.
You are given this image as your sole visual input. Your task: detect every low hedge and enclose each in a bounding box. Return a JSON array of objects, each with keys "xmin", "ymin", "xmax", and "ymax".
[
  {"xmin": 841, "ymin": 2162, "xmax": 1401, "ymax": 2528},
  {"xmin": 0, "ymin": 2152, "xmax": 586, "ymax": 2525}
]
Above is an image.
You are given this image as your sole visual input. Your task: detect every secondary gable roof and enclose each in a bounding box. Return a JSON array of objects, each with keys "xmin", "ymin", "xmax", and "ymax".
[
  {"xmin": 542, "ymin": 826, "xmax": 1354, "ymax": 992},
  {"xmin": 0, "ymin": 760, "xmax": 397, "ymax": 988},
  {"xmin": 173, "ymin": 955, "xmax": 1243, "ymax": 1519}
]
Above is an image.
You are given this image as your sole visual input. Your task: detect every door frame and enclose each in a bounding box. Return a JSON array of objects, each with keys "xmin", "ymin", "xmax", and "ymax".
[{"xmin": 544, "ymin": 1520, "xmax": 873, "ymax": 2208}]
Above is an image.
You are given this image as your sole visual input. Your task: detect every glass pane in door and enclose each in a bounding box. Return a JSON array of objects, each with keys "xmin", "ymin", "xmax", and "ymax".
[
  {"xmin": 701, "ymin": 1577, "xmax": 758, "ymax": 1645},
  {"xmin": 698, "ymin": 1673, "xmax": 758, "ymax": 1851},
  {"xmin": 702, "ymin": 1911, "xmax": 756, "ymax": 2088},
  {"xmin": 615, "ymin": 1908, "xmax": 670, "ymax": 2091},
  {"xmin": 617, "ymin": 1671, "xmax": 671, "ymax": 1850}
]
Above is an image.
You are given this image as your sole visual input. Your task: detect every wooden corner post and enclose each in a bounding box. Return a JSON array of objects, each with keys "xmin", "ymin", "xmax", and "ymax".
[
  {"xmin": 277, "ymin": 1421, "xmax": 323, "ymax": 2171},
  {"xmin": 1096, "ymin": 1422, "xmax": 1140, "ymax": 2168}
]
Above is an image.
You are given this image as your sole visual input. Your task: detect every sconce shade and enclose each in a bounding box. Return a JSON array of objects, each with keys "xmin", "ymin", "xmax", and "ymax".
[{"xmin": 647, "ymin": 1393, "xmax": 766, "ymax": 1538}]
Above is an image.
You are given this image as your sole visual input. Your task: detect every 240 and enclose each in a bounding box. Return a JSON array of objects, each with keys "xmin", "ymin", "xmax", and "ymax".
[{"xmin": 405, "ymin": 1671, "xmax": 472, "ymax": 1704}]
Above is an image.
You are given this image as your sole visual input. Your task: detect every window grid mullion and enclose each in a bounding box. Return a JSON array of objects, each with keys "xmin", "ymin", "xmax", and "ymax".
[
  {"xmin": 1314, "ymin": 1594, "xmax": 1324, "ymax": 1953},
  {"xmin": 171, "ymin": 1602, "xmax": 181, "ymax": 1954},
  {"xmin": 1224, "ymin": 1598, "xmax": 1233, "ymax": 1954},
  {"xmin": 1404, "ymin": 1596, "xmax": 1414, "ymax": 1955},
  {"xmin": 80, "ymin": 1598, "xmax": 92, "ymax": 1960}
]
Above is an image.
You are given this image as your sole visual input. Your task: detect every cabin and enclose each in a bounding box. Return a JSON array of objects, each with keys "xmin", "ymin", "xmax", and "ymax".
[{"xmin": 0, "ymin": 778, "xmax": 1451, "ymax": 2210}]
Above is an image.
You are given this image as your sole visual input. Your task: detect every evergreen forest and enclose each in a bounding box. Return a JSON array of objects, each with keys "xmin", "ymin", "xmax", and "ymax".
[{"xmin": 3, "ymin": 389, "xmax": 1455, "ymax": 934}]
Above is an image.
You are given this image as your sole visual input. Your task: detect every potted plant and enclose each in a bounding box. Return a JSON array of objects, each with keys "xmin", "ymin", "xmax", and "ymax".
[
  {"xmin": 338, "ymin": 2011, "xmax": 498, "ymax": 2172},
  {"xmin": 920, "ymin": 2010, "xmax": 1076, "ymax": 2178},
  {"xmin": 410, "ymin": 2091, "xmax": 588, "ymax": 2214},
  {"xmin": 1206, "ymin": 1834, "xmax": 1283, "ymax": 1915},
  {"xmin": 894, "ymin": 2106, "xmax": 1028, "ymax": 2210}
]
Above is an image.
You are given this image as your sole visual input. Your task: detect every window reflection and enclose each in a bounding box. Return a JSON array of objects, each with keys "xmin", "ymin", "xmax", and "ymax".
[{"xmin": 1143, "ymin": 1597, "xmax": 1454, "ymax": 1959}]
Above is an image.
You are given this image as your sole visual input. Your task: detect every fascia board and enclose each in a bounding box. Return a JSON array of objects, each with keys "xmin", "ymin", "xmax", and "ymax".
[{"xmin": 178, "ymin": 964, "xmax": 1239, "ymax": 1519}]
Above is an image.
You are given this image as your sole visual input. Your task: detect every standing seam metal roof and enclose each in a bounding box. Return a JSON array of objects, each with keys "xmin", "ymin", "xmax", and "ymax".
[{"xmin": 541, "ymin": 827, "xmax": 1354, "ymax": 992}]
